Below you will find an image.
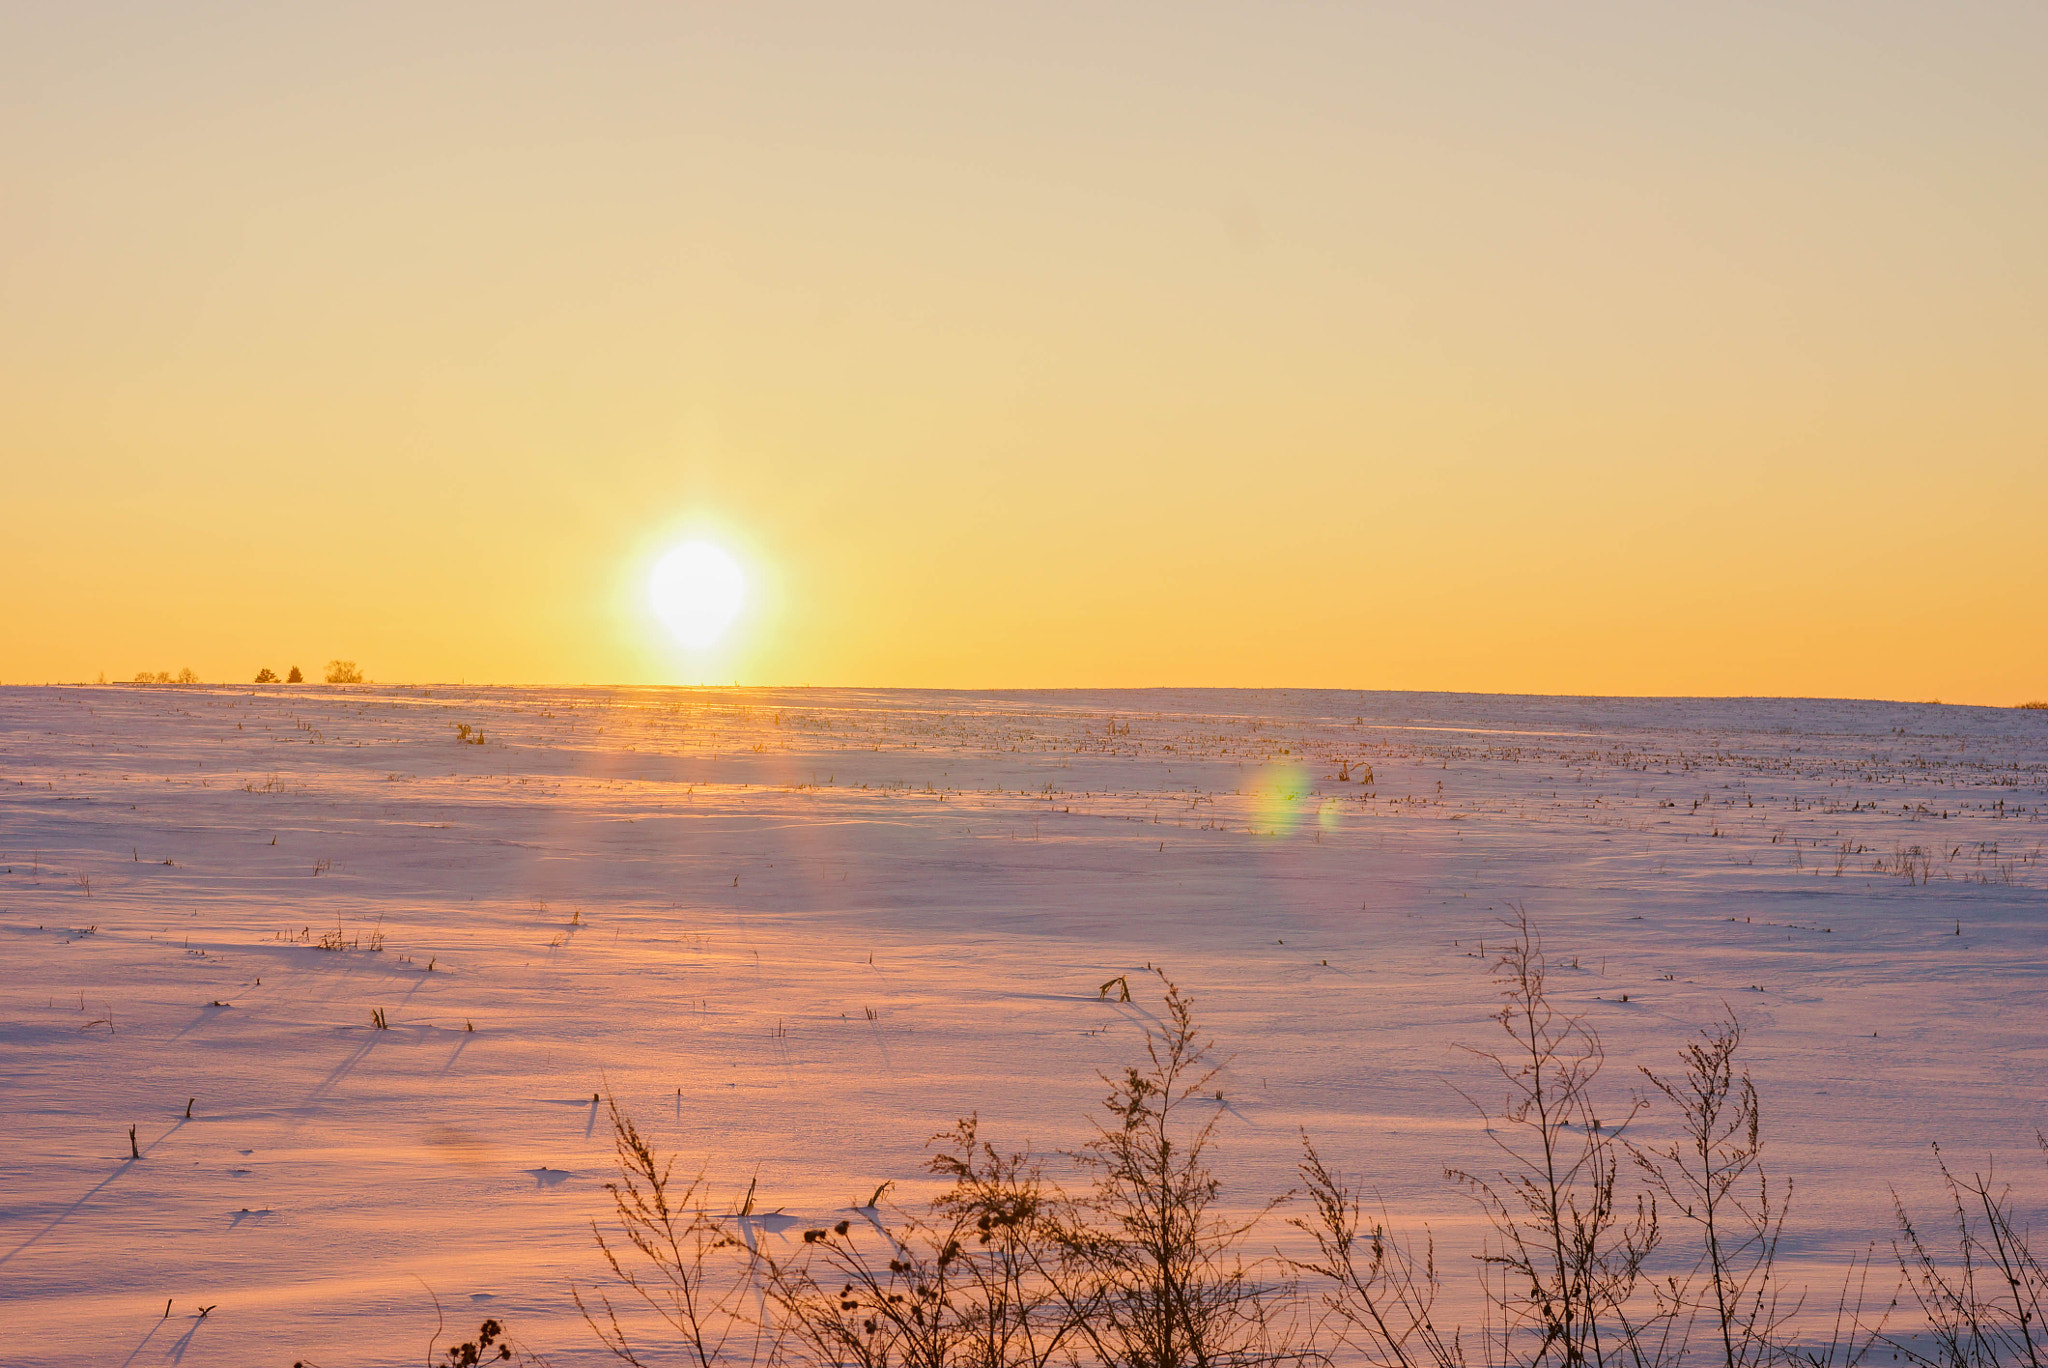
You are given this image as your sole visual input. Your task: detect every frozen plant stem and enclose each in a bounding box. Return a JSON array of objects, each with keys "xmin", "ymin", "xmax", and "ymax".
[
  {"xmin": 1633, "ymin": 1014, "xmax": 1790, "ymax": 1368},
  {"xmin": 1447, "ymin": 912, "xmax": 1656, "ymax": 1368},
  {"xmin": 1062, "ymin": 968, "xmax": 1288, "ymax": 1368}
]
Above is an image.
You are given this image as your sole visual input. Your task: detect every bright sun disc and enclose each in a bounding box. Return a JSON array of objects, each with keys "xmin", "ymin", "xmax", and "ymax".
[{"xmin": 650, "ymin": 542, "xmax": 746, "ymax": 649}]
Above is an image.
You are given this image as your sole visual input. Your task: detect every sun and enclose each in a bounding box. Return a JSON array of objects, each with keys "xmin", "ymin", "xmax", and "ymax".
[{"xmin": 650, "ymin": 542, "xmax": 746, "ymax": 649}]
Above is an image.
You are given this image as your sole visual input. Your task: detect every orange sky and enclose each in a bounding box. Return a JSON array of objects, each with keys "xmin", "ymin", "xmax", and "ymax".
[{"xmin": 4, "ymin": 4, "xmax": 2044, "ymax": 701}]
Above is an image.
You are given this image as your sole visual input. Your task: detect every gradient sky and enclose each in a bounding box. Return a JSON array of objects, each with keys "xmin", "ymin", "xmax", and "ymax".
[{"xmin": 5, "ymin": 3, "xmax": 2044, "ymax": 701}]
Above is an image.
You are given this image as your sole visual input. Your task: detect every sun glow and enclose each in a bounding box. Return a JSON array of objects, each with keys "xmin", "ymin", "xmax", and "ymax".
[{"xmin": 650, "ymin": 542, "xmax": 746, "ymax": 649}]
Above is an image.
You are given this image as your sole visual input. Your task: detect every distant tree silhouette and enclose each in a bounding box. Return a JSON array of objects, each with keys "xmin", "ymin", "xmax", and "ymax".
[
  {"xmin": 324, "ymin": 660, "xmax": 363, "ymax": 684},
  {"xmin": 255, "ymin": 668, "xmax": 278, "ymax": 683},
  {"xmin": 286, "ymin": 666, "xmax": 303, "ymax": 683}
]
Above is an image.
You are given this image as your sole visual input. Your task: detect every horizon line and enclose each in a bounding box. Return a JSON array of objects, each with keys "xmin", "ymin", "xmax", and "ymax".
[{"xmin": 14, "ymin": 678, "xmax": 2047, "ymax": 713}]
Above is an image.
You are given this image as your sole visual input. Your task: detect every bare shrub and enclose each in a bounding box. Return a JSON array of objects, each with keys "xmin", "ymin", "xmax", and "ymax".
[
  {"xmin": 439, "ymin": 1317, "xmax": 541, "ymax": 1364},
  {"xmin": 574, "ymin": 1097, "xmax": 770, "ymax": 1368},
  {"xmin": 1292, "ymin": 1139, "xmax": 1461, "ymax": 1368},
  {"xmin": 1448, "ymin": 915, "xmax": 1658, "ymax": 1368},
  {"xmin": 1631, "ymin": 1015, "xmax": 1790, "ymax": 1368},
  {"xmin": 1294, "ymin": 916, "xmax": 1679, "ymax": 1368},
  {"xmin": 297, "ymin": 1304, "xmax": 546, "ymax": 1368},
  {"xmin": 1886, "ymin": 1143, "xmax": 2048, "ymax": 1368},
  {"xmin": 925, "ymin": 1115, "xmax": 1075, "ymax": 1368},
  {"xmin": 765, "ymin": 1138, "xmax": 1068, "ymax": 1368},
  {"xmin": 580, "ymin": 975, "xmax": 1299, "ymax": 1368},
  {"xmin": 325, "ymin": 660, "xmax": 364, "ymax": 684},
  {"xmin": 573, "ymin": 936, "xmax": 2048, "ymax": 1368},
  {"xmin": 768, "ymin": 1215, "xmax": 974, "ymax": 1368},
  {"xmin": 1060, "ymin": 970, "xmax": 1298, "ymax": 1368}
]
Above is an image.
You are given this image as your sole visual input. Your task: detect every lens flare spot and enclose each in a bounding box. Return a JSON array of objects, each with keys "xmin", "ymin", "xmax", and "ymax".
[
  {"xmin": 651, "ymin": 542, "xmax": 745, "ymax": 649},
  {"xmin": 1252, "ymin": 763, "xmax": 1312, "ymax": 835}
]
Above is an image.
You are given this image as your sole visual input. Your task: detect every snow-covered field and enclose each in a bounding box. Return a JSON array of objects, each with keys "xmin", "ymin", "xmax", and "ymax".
[{"xmin": 3, "ymin": 684, "xmax": 2045, "ymax": 1366}]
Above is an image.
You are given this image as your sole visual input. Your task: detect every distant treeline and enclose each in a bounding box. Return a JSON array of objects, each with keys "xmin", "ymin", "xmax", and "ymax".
[{"xmin": 123, "ymin": 660, "xmax": 362, "ymax": 686}]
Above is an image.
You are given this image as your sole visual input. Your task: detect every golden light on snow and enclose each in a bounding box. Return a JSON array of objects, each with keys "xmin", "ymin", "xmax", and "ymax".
[{"xmin": 650, "ymin": 542, "xmax": 746, "ymax": 649}]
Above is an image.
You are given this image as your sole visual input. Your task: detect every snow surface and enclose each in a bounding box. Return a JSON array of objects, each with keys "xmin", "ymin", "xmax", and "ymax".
[{"xmin": 2, "ymin": 684, "xmax": 2045, "ymax": 1366}]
